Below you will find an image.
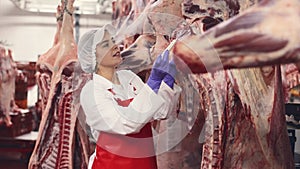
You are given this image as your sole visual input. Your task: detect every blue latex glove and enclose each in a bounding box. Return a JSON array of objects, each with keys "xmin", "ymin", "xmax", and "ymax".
[
  {"xmin": 147, "ymin": 50, "xmax": 177, "ymax": 92},
  {"xmin": 163, "ymin": 60, "xmax": 177, "ymax": 89},
  {"xmin": 147, "ymin": 50, "xmax": 170, "ymax": 92}
]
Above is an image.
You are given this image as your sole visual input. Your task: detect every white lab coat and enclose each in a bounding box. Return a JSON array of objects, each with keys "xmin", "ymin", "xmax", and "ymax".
[{"xmin": 80, "ymin": 70, "xmax": 181, "ymax": 168}]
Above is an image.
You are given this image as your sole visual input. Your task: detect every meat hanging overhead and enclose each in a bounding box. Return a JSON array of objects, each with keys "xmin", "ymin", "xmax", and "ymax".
[
  {"xmin": 170, "ymin": 0, "xmax": 296, "ymax": 168},
  {"xmin": 282, "ymin": 63, "xmax": 300, "ymax": 91},
  {"xmin": 116, "ymin": 0, "xmax": 296, "ymax": 168},
  {"xmin": 29, "ymin": 0, "xmax": 91, "ymax": 168},
  {"xmin": 36, "ymin": 5, "xmax": 63, "ymax": 111},
  {"xmin": 118, "ymin": 0, "xmax": 187, "ymax": 73},
  {"xmin": 172, "ymin": 0, "xmax": 300, "ymax": 73},
  {"xmin": 0, "ymin": 46, "xmax": 17, "ymax": 127}
]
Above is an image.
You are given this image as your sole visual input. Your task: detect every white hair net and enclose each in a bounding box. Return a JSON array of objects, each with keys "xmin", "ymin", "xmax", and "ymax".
[{"xmin": 78, "ymin": 24, "xmax": 117, "ymax": 73}]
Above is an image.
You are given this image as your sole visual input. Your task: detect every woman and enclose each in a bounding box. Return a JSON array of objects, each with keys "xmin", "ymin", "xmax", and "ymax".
[{"xmin": 78, "ymin": 24, "xmax": 181, "ymax": 169}]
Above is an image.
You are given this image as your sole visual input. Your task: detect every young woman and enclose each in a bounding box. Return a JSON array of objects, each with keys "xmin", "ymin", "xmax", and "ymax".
[{"xmin": 78, "ymin": 24, "xmax": 181, "ymax": 169}]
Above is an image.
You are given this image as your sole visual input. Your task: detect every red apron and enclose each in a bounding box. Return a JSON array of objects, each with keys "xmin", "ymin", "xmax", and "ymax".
[{"xmin": 91, "ymin": 89, "xmax": 157, "ymax": 169}]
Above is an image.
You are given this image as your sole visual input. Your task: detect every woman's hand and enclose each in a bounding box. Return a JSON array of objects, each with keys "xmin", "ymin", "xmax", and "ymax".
[
  {"xmin": 163, "ymin": 60, "xmax": 177, "ymax": 89},
  {"xmin": 147, "ymin": 50, "xmax": 177, "ymax": 92}
]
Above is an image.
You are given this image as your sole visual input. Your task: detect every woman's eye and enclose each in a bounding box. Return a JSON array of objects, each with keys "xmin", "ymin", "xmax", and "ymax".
[{"xmin": 102, "ymin": 43, "xmax": 109, "ymax": 48}]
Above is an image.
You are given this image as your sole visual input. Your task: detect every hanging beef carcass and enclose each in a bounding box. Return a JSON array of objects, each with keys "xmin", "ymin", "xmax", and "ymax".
[
  {"xmin": 172, "ymin": 0, "xmax": 297, "ymax": 168},
  {"xmin": 113, "ymin": 0, "xmax": 153, "ymax": 51},
  {"xmin": 118, "ymin": 0, "xmax": 187, "ymax": 73},
  {"xmin": 0, "ymin": 46, "xmax": 17, "ymax": 127},
  {"xmin": 112, "ymin": 0, "xmax": 133, "ymax": 28},
  {"xmin": 112, "ymin": 0, "xmax": 151, "ymax": 29},
  {"xmin": 29, "ymin": 0, "xmax": 90, "ymax": 168},
  {"xmin": 36, "ymin": 5, "xmax": 63, "ymax": 111},
  {"xmin": 174, "ymin": 0, "xmax": 300, "ymax": 73},
  {"xmin": 118, "ymin": 1, "xmax": 204, "ymax": 169},
  {"xmin": 282, "ymin": 64, "xmax": 300, "ymax": 91},
  {"xmin": 119, "ymin": 0, "xmax": 296, "ymax": 168}
]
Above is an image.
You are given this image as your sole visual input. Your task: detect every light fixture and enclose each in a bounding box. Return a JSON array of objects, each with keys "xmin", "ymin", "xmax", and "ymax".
[{"xmin": 10, "ymin": 0, "xmax": 113, "ymax": 15}]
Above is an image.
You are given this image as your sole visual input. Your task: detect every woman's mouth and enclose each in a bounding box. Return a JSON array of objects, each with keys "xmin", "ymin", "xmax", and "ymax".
[{"xmin": 113, "ymin": 51, "xmax": 121, "ymax": 57}]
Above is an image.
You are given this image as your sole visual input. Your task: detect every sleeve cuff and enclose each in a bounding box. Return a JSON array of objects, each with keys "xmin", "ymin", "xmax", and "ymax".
[{"xmin": 153, "ymin": 82, "xmax": 182, "ymax": 119}]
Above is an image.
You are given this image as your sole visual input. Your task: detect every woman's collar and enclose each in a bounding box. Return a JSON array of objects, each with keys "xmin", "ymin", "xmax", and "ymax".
[
  {"xmin": 93, "ymin": 71, "xmax": 124, "ymax": 90},
  {"xmin": 93, "ymin": 73, "xmax": 113, "ymax": 90}
]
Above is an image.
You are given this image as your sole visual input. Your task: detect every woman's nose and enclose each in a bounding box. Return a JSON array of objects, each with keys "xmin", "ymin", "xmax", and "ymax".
[{"xmin": 113, "ymin": 45, "xmax": 119, "ymax": 50}]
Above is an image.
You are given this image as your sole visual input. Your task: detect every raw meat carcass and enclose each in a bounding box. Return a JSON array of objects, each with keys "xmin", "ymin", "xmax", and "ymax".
[
  {"xmin": 29, "ymin": 0, "xmax": 90, "ymax": 168},
  {"xmin": 118, "ymin": 0, "xmax": 186, "ymax": 72},
  {"xmin": 36, "ymin": 5, "xmax": 63, "ymax": 111},
  {"xmin": 280, "ymin": 63, "xmax": 300, "ymax": 103},
  {"xmin": 113, "ymin": 0, "xmax": 150, "ymax": 28},
  {"xmin": 194, "ymin": 66, "xmax": 294, "ymax": 168},
  {"xmin": 282, "ymin": 64, "xmax": 300, "ymax": 90},
  {"xmin": 119, "ymin": 34, "xmax": 156, "ymax": 73},
  {"xmin": 182, "ymin": 0, "xmax": 255, "ymax": 22},
  {"xmin": 173, "ymin": 0, "xmax": 300, "ymax": 73},
  {"xmin": 119, "ymin": 1, "xmax": 203, "ymax": 169},
  {"xmin": 0, "ymin": 46, "xmax": 17, "ymax": 126},
  {"xmin": 118, "ymin": 0, "xmax": 296, "ymax": 168},
  {"xmin": 171, "ymin": 0, "xmax": 296, "ymax": 168},
  {"xmin": 112, "ymin": 0, "xmax": 133, "ymax": 28}
]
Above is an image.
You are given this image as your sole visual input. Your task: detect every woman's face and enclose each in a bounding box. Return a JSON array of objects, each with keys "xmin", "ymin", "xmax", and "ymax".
[{"xmin": 95, "ymin": 30, "xmax": 122, "ymax": 68}]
